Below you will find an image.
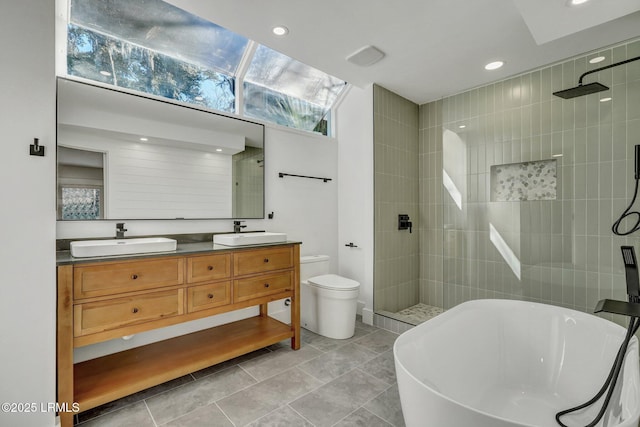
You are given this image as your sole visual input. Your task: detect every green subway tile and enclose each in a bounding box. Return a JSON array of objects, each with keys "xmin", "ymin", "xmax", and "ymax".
[{"xmin": 628, "ymin": 80, "xmax": 640, "ymax": 120}]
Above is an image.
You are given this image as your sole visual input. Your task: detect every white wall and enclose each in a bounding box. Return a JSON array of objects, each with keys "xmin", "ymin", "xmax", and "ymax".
[
  {"xmin": 336, "ymin": 85, "xmax": 375, "ymax": 323},
  {"xmin": 0, "ymin": 1, "xmax": 350, "ymax": 421},
  {"xmin": 262, "ymin": 127, "xmax": 339, "ymax": 265},
  {"xmin": 0, "ymin": 1, "xmax": 57, "ymax": 426},
  {"xmin": 63, "ymin": 125, "xmax": 340, "ymax": 361}
]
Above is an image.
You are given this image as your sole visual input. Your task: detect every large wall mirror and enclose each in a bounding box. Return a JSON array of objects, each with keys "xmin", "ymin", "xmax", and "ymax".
[{"xmin": 56, "ymin": 78, "xmax": 265, "ymax": 221}]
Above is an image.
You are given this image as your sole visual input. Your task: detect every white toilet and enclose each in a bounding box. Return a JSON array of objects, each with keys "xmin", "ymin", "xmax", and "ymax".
[{"xmin": 300, "ymin": 255, "xmax": 360, "ymax": 339}]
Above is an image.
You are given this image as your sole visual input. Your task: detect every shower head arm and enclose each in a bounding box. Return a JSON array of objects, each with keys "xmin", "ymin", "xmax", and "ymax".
[{"xmin": 577, "ymin": 55, "xmax": 640, "ymax": 85}]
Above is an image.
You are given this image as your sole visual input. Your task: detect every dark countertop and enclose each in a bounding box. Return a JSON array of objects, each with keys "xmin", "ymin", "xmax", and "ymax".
[{"xmin": 56, "ymin": 240, "xmax": 301, "ymax": 265}]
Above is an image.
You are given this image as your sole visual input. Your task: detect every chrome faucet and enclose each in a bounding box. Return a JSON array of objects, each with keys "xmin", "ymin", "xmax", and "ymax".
[
  {"xmin": 116, "ymin": 222, "xmax": 127, "ymax": 239},
  {"xmin": 233, "ymin": 220, "xmax": 246, "ymax": 233}
]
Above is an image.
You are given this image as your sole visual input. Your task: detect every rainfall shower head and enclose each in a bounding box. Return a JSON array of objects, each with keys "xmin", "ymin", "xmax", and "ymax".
[
  {"xmin": 553, "ymin": 55, "xmax": 640, "ymax": 99},
  {"xmin": 552, "ymin": 82, "xmax": 609, "ymax": 99}
]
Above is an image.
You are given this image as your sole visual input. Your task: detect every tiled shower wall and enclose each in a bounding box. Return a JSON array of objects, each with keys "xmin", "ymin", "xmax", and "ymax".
[
  {"xmin": 420, "ymin": 38, "xmax": 640, "ymax": 319},
  {"xmin": 419, "ymin": 101, "xmax": 444, "ymax": 306},
  {"xmin": 373, "ymin": 85, "xmax": 420, "ymax": 313}
]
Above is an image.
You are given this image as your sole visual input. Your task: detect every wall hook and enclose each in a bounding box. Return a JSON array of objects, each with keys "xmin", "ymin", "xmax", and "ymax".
[
  {"xmin": 30, "ymin": 138, "xmax": 45, "ymax": 157},
  {"xmin": 268, "ymin": 212, "xmax": 274, "ymax": 219}
]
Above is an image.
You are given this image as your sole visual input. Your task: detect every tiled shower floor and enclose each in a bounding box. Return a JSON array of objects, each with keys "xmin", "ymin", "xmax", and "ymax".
[
  {"xmin": 379, "ymin": 303, "xmax": 444, "ymax": 325},
  {"xmin": 74, "ymin": 318, "xmax": 405, "ymax": 427}
]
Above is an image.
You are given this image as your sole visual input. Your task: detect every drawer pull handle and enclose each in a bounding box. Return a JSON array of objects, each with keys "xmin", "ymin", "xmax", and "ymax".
[
  {"xmin": 131, "ymin": 274, "xmax": 138, "ymax": 280},
  {"xmin": 207, "ymin": 265, "xmax": 214, "ymax": 271},
  {"xmin": 264, "ymin": 283, "xmax": 270, "ymax": 288},
  {"xmin": 132, "ymin": 307, "xmax": 139, "ymax": 313},
  {"xmin": 207, "ymin": 293, "xmax": 214, "ymax": 299},
  {"xmin": 264, "ymin": 258, "xmax": 269, "ymax": 263}
]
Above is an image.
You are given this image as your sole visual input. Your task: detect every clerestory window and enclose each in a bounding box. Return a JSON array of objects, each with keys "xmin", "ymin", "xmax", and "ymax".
[{"xmin": 64, "ymin": 0, "xmax": 347, "ymax": 136}]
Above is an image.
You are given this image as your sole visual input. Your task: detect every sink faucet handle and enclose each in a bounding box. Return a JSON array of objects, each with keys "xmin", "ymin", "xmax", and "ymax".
[{"xmin": 233, "ymin": 220, "xmax": 247, "ymax": 233}]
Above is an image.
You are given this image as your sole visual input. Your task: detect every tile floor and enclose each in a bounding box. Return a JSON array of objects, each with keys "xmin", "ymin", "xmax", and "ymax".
[{"xmin": 74, "ymin": 318, "xmax": 405, "ymax": 427}]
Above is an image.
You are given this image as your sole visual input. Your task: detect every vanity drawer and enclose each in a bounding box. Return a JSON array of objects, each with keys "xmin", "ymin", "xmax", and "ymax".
[
  {"xmin": 74, "ymin": 289, "xmax": 184, "ymax": 337},
  {"xmin": 187, "ymin": 281, "xmax": 231, "ymax": 313},
  {"xmin": 233, "ymin": 271, "xmax": 293, "ymax": 303},
  {"xmin": 187, "ymin": 254, "xmax": 231, "ymax": 284},
  {"xmin": 73, "ymin": 258, "xmax": 184, "ymax": 299},
  {"xmin": 233, "ymin": 247, "xmax": 294, "ymax": 276}
]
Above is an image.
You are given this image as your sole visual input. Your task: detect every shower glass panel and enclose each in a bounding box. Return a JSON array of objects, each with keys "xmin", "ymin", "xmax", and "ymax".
[
  {"xmin": 438, "ymin": 37, "xmax": 640, "ymax": 317},
  {"xmin": 439, "ymin": 86, "xmax": 576, "ymax": 310},
  {"xmin": 374, "ymin": 37, "xmax": 640, "ymax": 327}
]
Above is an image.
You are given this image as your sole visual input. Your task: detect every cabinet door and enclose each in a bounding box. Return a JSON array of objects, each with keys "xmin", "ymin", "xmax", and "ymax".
[
  {"xmin": 187, "ymin": 281, "xmax": 231, "ymax": 313},
  {"xmin": 233, "ymin": 271, "xmax": 293, "ymax": 303},
  {"xmin": 233, "ymin": 247, "xmax": 293, "ymax": 276},
  {"xmin": 187, "ymin": 254, "xmax": 231, "ymax": 284},
  {"xmin": 74, "ymin": 289, "xmax": 184, "ymax": 337},
  {"xmin": 74, "ymin": 258, "xmax": 183, "ymax": 299}
]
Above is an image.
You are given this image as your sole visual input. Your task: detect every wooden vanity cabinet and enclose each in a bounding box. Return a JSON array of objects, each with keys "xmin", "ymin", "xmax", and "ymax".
[{"xmin": 56, "ymin": 243, "xmax": 300, "ymax": 427}]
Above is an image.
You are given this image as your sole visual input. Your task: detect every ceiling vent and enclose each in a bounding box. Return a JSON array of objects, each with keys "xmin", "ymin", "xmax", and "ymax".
[{"xmin": 346, "ymin": 45, "xmax": 385, "ymax": 67}]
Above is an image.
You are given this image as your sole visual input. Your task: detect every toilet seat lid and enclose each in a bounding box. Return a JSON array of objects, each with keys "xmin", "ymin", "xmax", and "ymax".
[{"xmin": 307, "ymin": 274, "xmax": 360, "ymax": 290}]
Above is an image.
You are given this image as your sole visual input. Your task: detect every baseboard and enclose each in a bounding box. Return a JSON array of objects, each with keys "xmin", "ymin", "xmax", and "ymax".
[{"xmin": 362, "ymin": 308, "xmax": 374, "ymax": 325}]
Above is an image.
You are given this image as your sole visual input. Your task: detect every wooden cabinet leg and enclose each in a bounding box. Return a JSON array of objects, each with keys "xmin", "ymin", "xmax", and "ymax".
[
  {"xmin": 57, "ymin": 266, "xmax": 75, "ymax": 427},
  {"xmin": 59, "ymin": 411, "xmax": 74, "ymax": 427},
  {"xmin": 291, "ymin": 244, "xmax": 301, "ymax": 350},
  {"xmin": 291, "ymin": 322, "xmax": 301, "ymax": 350},
  {"xmin": 259, "ymin": 303, "xmax": 268, "ymax": 317}
]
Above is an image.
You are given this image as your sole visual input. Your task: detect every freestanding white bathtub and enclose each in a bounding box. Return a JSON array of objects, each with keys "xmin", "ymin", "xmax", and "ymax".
[{"xmin": 394, "ymin": 299, "xmax": 640, "ymax": 427}]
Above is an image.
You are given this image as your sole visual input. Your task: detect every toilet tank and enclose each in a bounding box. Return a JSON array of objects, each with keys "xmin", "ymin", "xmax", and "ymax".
[{"xmin": 300, "ymin": 255, "xmax": 330, "ymax": 281}]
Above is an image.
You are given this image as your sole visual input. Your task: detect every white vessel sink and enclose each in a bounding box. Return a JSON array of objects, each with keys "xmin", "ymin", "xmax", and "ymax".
[
  {"xmin": 70, "ymin": 237, "xmax": 177, "ymax": 258},
  {"xmin": 213, "ymin": 232, "xmax": 287, "ymax": 246}
]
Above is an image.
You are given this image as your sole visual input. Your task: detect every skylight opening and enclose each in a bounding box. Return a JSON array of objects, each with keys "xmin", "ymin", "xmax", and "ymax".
[
  {"xmin": 243, "ymin": 45, "xmax": 345, "ymax": 134},
  {"xmin": 64, "ymin": 0, "xmax": 347, "ymax": 137},
  {"xmin": 70, "ymin": 0, "xmax": 249, "ymax": 75}
]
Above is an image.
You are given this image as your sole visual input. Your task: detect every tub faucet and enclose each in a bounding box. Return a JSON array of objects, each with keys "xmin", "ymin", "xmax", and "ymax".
[
  {"xmin": 233, "ymin": 220, "xmax": 246, "ymax": 233},
  {"xmin": 116, "ymin": 223, "xmax": 127, "ymax": 239}
]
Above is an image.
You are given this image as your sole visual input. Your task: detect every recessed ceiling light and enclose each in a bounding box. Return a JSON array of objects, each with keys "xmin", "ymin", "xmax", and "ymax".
[
  {"xmin": 485, "ymin": 61, "xmax": 504, "ymax": 71},
  {"xmin": 139, "ymin": 137, "xmax": 148, "ymax": 141},
  {"xmin": 272, "ymin": 26, "xmax": 289, "ymax": 36},
  {"xmin": 458, "ymin": 125, "xmax": 466, "ymax": 129},
  {"xmin": 216, "ymin": 148, "xmax": 223, "ymax": 152},
  {"xmin": 99, "ymin": 70, "xmax": 112, "ymax": 76},
  {"xmin": 589, "ymin": 56, "xmax": 606, "ymax": 64},
  {"xmin": 569, "ymin": 0, "xmax": 590, "ymax": 5},
  {"xmin": 600, "ymin": 97, "xmax": 612, "ymax": 102},
  {"xmin": 552, "ymin": 153, "xmax": 564, "ymax": 158}
]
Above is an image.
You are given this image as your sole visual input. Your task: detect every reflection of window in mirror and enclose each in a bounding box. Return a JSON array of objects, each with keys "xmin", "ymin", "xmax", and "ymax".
[{"xmin": 57, "ymin": 147, "xmax": 105, "ymax": 220}]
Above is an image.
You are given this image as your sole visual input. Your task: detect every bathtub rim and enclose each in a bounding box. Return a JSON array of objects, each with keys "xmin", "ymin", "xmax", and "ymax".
[{"xmin": 393, "ymin": 299, "xmax": 640, "ymax": 427}]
